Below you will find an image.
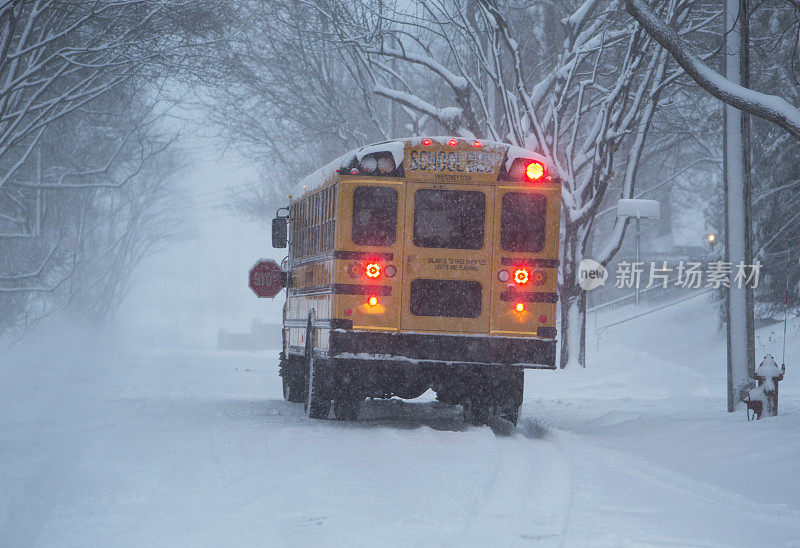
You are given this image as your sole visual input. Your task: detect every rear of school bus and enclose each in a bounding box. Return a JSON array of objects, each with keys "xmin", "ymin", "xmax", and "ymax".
[{"xmin": 283, "ymin": 137, "xmax": 560, "ymax": 424}]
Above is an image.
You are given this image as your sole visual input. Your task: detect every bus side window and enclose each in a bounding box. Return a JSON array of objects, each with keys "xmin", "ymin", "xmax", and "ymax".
[
  {"xmin": 301, "ymin": 198, "xmax": 308, "ymax": 257},
  {"xmin": 352, "ymin": 186, "xmax": 397, "ymax": 246},
  {"xmin": 304, "ymin": 197, "xmax": 310, "ymax": 256},
  {"xmin": 315, "ymin": 192, "xmax": 322, "ymax": 253},
  {"xmin": 500, "ymin": 192, "xmax": 547, "ymax": 253},
  {"xmin": 297, "ymin": 199, "xmax": 303, "ymax": 257},
  {"xmin": 325, "ymin": 186, "xmax": 335, "ymax": 251},
  {"xmin": 289, "ymin": 203, "xmax": 294, "ymax": 257},
  {"xmin": 312, "ymin": 193, "xmax": 319, "ymax": 254}
]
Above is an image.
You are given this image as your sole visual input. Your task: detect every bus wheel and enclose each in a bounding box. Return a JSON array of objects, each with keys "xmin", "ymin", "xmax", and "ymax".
[
  {"xmin": 281, "ymin": 355, "xmax": 306, "ymax": 403},
  {"xmin": 333, "ymin": 397, "xmax": 360, "ymax": 421},
  {"xmin": 304, "ymin": 320, "xmax": 330, "ymax": 419},
  {"xmin": 498, "ymin": 404, "xmax": 520, "ymax": 426},
  {"xmin": 435, "ymin": 390, "xmax": 460, "ymax": 406},
  {"xmin": 305, "ymin": 353, "xmax": 331, "ymax": 419},
  {"xmin": 463, "ymin": 399, "xmax": 520, "ymax": 427},
  {"xmin": 499, "ymin": 369, "xmax": 524, "ymax": 426},
  {"xmin": 462, "ymin": 396, "xmax": 492, "ymax": 426}
]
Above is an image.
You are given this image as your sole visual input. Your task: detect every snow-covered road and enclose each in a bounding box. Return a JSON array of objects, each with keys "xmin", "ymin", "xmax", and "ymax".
[{"xmin": 3, "ymin": 297, "xmax": 800, "ymax": 546}]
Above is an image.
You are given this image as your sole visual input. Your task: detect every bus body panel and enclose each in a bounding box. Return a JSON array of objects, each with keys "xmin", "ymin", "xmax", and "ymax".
[
  {"xmin": 333, "ymin": 179, "xmax": 405, "ymax": 332},
  {"xmin": 282, "ymin": 138, "xmax": 560, "ymax": 375},
  {"xmin": 489, "ymin": 184, "xmax": 561, "ymax": 337},
  {"xmin": 400, "ymin": 182, "xmax": 495, "ymax": 334}
]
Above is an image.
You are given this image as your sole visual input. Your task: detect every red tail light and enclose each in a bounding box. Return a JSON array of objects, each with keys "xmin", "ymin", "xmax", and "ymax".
[
  {"xmin": 538, "ymin": 314, "xmax": 547, "ymax": 323},
  {"xmin": 514, "ymin": 269, "xmax": 529, "ymax": 284},
  {"xmin": 525, "ymin": 161, "xmax": 544, "ymax": 181},
  {"xmin": 365, "ymin": 263, "xmax": 381, "ymax": 278}
]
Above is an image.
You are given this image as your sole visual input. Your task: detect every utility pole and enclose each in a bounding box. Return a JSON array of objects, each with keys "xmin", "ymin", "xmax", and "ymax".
[{"xmin": 723, "ymin": 0, "xmax": 756, "ymax": 412}]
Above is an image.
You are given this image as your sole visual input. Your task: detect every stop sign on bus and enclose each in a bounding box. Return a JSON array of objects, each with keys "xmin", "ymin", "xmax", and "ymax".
[{"xmin": 248, "ymin": 259, "xmax": 283, "ymax": 298}]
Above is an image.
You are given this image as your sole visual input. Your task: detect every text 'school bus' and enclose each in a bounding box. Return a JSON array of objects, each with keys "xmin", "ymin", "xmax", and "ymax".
[{"xmin": 271, "ymin": 137, "xmax": 561, "ymax": 425}]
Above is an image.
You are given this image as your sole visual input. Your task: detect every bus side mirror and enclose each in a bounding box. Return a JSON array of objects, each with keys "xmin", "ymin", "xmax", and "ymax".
[{"xmin": 272, "ymin": 217, "xmax": 287, "ymax": 248}]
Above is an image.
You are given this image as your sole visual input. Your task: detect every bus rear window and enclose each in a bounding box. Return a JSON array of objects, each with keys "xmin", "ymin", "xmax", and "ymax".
[
  {"xmin": 352, "ymin": 186, "xmax": 397, "ymax": 246},
  {"xmin": 413, "ymin": 189, "xmax": 485, "ymax": 249},
  {"xmin": 501, "ymin": 192, "xmax": 546, "ymax": 253},
  {"xmin": 410, "ymin": 279, "xmax": 482, "ymax": 318}
]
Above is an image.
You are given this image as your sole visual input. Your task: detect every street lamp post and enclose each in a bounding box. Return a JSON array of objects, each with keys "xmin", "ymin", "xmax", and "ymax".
[{"xmin": 617, "ymin": 199, "xmax": 660, "ymax": 307}]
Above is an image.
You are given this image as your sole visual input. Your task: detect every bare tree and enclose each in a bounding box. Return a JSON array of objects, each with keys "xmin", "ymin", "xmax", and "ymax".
[
  {"xmin": 0, "ymin": 86, "xmax": 181, "ymax": 340},
  {"xmin": 626, "ymin": 0, "xmax": 800, "ymax": 139},
  {"xmin": 0, "ymin": 0, "xmax": 224, "ymax": 339},
  {"xmin": 196, "ymin": 1, "xmax": 395, "ymax": 215},
  {"xmin": 198, "ymin": 0, "xmax": 719, "ymax": 367},
  {"xmin": 739, "ymin": 1, "xmax": 800, "ymax": 316},
  {"xmin": 306, "ymin": 0, "xmax": 716, "ymax": 367}
]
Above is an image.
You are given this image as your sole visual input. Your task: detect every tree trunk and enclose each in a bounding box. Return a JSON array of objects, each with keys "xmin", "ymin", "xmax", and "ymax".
[
  {"xmin": 559, "ymin": 223, "xmax": 587, "ymax": 368},
  {"xmin": 559, "ymin": 287, "xmax": 587, "ymax": 368}
]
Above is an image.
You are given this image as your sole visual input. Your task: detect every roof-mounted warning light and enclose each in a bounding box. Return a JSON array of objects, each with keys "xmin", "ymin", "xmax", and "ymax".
[{"xmin": 525, "ymin": 161, "xmax": 545, "ymax": 181}]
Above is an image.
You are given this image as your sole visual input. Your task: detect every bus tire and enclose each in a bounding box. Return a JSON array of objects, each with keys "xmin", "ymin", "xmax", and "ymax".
[
  {"xmin": 498, "ymin": 404, "xmax": 520, "ymax": 426},
  {"xmin": 463, "ymin": 369, "xmax": 523, "ymax": 426},
  {"xmin": 304, "ymin": 316, "xmax": 331, "ymax": 419},
  {"xmin": 463, "ymin": 399, "xmax": 520, "ymax": 427},
  {"xmin": 435, "ymin": 390, "xmax": 460, "ymax": 406},
  {"xmin": 497, "ymin": 368, "xmax": 523, "ymax": 426},
  {"xmin": 462, "ymin": 396, "xmax": 492, "ymax": 426},
  {"xmin": 281, "ymin": 355, "xmax": 306, "ymax": 403},
  {"xmin": 333, "ymin": 397, "xmax": 360, "ymax": 420},
  {"xmin": 305, "ymin": 353, "xmax": 331, "ymax": 419}
]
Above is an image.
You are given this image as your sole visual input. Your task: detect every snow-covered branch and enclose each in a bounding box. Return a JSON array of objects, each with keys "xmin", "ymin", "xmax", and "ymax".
[
  {"xmin": 626, "ymin": 0, "xmax": 800, "ymax": 140},
  {"xmin": 373, "ymin": 84, "xmax": 466, "ymax": 136}
]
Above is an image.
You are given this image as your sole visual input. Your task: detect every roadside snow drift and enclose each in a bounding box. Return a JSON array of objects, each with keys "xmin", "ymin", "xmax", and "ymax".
[{"xmin": 2, "ymin": 296, "xmax": 800, "ymax": 546}]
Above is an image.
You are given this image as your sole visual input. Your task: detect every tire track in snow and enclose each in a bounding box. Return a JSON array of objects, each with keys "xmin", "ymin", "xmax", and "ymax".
[
  {"xmin": 458, "ymin": 423, "xmax": 574, "ymax": 546},
  {"xmin": 550, "ymin": 433, "xmax": 577, "ymax": 548}
]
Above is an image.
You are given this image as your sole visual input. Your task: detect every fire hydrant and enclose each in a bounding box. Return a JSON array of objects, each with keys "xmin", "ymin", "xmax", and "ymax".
[{"xmin": 746, "ymin": 354, "xmax": 785, "ymax": 420}]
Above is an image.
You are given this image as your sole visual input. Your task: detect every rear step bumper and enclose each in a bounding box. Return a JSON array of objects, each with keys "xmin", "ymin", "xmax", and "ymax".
[{"xmin": 329, "ymin": 330, "xmax": 556, "ymax": 369}]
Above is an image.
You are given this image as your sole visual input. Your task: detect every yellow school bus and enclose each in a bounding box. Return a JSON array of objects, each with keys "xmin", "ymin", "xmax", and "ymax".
[{"xmin": 271, "ymin": 136, "xmax": 560, "ymax": 424}]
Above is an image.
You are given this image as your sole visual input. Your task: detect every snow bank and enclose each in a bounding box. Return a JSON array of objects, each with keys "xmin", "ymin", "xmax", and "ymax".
[{"xmin": 3, "ymin": 289, "xmax": 800, "ymax": 546}]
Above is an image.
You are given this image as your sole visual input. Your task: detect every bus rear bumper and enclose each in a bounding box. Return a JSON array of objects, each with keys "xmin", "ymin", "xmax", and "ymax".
[{"xmin": 329, "ymin": 329, "xmax": 556, "ymax": 369}]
